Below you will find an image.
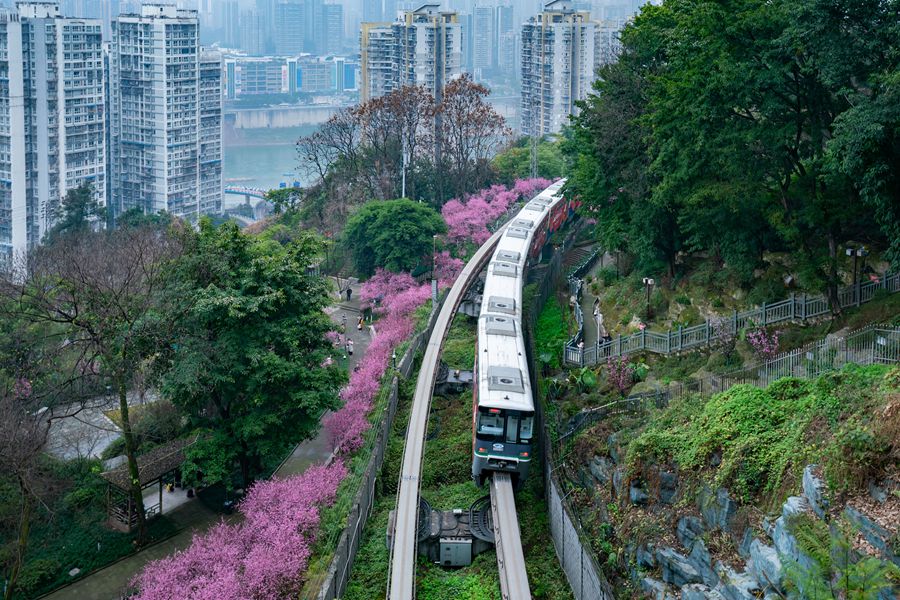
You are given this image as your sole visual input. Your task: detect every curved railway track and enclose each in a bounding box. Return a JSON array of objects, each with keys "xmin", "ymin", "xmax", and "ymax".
[{"xmin": 386, "ymin": 224, "xmax": 531, "ymax": 600}]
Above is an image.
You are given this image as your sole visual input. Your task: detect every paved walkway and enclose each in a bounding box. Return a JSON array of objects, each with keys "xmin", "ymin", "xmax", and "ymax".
[{"xmin": 42, "ymin": 286, "xmax": 373, "ymax": 600}]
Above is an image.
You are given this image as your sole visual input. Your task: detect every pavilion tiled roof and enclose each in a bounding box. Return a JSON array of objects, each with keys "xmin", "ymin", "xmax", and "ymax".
[{"xmin": 101, "ymin": 436, "xmax": 197, "ymax": 490}]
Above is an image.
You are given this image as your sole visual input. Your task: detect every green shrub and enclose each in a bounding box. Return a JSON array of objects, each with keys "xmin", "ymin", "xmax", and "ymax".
[
  {"xmin": 824, "ymin": 417, "xmax": 888, "ymax": 494},
  {"xmin": 597, "ymin": 266, "xmax": 618, "ymax": 286},
  {"xmin": 15, "ymin": 559, "xmax": 61, "ymax": 596},
  {"xmin": 99, "ymin": 436, "xmax": 126, "ymax": 460},
  {"xmin": 675, "ymin": 294, "xmax": 692, "ymax": 306},
  {"xmin": 626, "ymin": 366, "xmax": 891, "ymax": 503}
]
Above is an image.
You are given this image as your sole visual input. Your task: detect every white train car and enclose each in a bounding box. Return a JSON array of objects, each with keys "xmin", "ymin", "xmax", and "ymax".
[{"xmin": 472, "ymin": 180, "xmax": 568, "ymax": 485}]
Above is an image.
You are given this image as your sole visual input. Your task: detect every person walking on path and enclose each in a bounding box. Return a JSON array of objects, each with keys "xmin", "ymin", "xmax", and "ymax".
[
  {"xmin": 346, "ymin": 339, "xmax": 354, "ymax": 356},
  {"xmin": 345, "ymin": 287, "xmax": 352, "ymax": 302},
  {"xmin": 357, "ymin": 316, "xmax": 364, "ymax": 331}
]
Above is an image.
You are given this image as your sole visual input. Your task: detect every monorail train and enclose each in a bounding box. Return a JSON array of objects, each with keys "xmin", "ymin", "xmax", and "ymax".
[{"xmin": 472, "ymin": 180, "xmax": 573, "ymax": 486}]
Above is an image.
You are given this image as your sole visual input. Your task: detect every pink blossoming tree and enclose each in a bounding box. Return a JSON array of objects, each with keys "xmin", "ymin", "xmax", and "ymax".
[{"xmin": 131, "ymin": 461, "xmax": 347, "ymax": 599}]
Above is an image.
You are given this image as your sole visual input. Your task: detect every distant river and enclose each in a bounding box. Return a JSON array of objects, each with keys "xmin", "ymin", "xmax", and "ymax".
[{"xmin": 223, "ymin": 125, "xmax": 319, "ymax": 193}]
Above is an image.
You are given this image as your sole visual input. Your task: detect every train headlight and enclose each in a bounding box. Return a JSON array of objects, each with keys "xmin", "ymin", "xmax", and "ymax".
[{"xmin": 519, "ymin": 452, "xmax": 529, "ymax": 458}]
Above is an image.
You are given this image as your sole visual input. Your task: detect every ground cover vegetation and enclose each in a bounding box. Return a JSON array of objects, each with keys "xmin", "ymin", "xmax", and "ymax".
[
  {"xmin": 560, "ymin": 365, "xmax": 900, "ymax": 597},
  {"xmin": 564, "ymin": 0, "xmax": 900, "ymax": 309}
]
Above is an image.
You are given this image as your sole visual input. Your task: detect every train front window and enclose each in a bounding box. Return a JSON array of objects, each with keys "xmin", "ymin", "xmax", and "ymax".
[
  {"xmin": 519, "ymin": 416, "xmax": 534, "ymax": 441},
  {"xmin": 478, "ymin": 412, "xmax": 504, "ymax": 437},
  {"xmin": 505, "ymin": 415, "xmax": 519, "ymax": 444}
]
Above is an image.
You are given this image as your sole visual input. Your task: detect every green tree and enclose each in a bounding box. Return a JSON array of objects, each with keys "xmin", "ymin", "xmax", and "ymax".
[
  {"xmin": 563, "ymin": 0, "xmax": 899, "ymax": 293},
  {"xmin": 343, "ymin": 199, "xmax": 447, "ymax": 277},
  {"xmin": 265, "ymin": 187, "xmax": 303, "ymax": 214},
  {"xmin": 116, "ymin": 207, "xmax": 173, "ymax": 229},
  {"xmin": 4, "ymin": 224, "xmax": 185, "ymax": 545},
  {"xmin": 492, "ymin": 136, "xmax": 567, "ymax": 184},
  {"xmin": 161, "ymin": 221, "xmax": 343, "ymax": 488},
  {"xmin": 45, "ymin": 183, "xmax": 105, "ymax": 242}
]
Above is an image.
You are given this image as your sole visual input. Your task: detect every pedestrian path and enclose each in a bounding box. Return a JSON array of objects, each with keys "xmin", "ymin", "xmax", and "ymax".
[{"xmin": 41, "ymin": 288, "xmax": 373, "ymax": 600}]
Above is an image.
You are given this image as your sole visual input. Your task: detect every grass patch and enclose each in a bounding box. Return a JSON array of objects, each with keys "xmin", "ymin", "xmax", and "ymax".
[
  {"xmin": 535, "ymin": 296, "xmax": 570, "ymax": 370},
  {"xmin": 625, "ymin": 364, "xmax": 896, "ymax": 505},
  {"xmin": 442, "ymin": 317, "xmax": 477, "ymax": 370}
]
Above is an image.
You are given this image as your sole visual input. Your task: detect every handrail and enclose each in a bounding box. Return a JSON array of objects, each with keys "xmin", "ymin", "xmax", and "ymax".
[{"xmin": 564, "ymin": 271, "xmax": 900, "ymax": 366}]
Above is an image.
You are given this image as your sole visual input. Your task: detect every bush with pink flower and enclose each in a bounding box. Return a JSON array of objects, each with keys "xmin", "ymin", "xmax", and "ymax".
[
  {"xmin": 442, "ymin": 178, "xmax": 552, "ymax": 249},
  {"xmin": 131, "ymin": 461, "xmax": 347, "ymax": 599},
  {"xmin": 324, "ymin": 269, "xmax": 431, "ymax": 453}
]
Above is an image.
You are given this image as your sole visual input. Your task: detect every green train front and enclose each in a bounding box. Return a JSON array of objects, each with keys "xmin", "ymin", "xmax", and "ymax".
[{"xmin": 471, "ymin": 308, "xmax": 536, "ymax": 486}]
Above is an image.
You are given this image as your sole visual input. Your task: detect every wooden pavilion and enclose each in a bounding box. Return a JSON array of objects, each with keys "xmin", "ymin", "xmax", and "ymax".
[{"xmin": 101, "ymin": 436, "xmax": 197, "ymax": 532}]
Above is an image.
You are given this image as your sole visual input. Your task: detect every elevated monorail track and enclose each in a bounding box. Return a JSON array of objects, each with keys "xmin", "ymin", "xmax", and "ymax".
[
  {"xmin": 490, "ymin": 473, "xmax": 532, "ymax": 600},
  {"xmin": 388, "ymin": 178, "xmax": 572, "ymax": 599},
  {"xmin": 387, "ymin": 224, "xmax": 503, "ymax": 598},
  {"xmin": 386, "ymin": 223, "xmax": 531, "ymax": 600}
]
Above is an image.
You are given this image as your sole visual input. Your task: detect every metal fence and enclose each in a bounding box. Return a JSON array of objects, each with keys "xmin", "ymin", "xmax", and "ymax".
[
  {"xmin": 313, "ymin": 300, "xmax": 444, "ymax": 600},
  {"xmin": 522, "ymin": 235, "xmax": 615, "ymax": 600},
  {"xmin": 565, "ymin": 271, "xmax": 900, "ymax": 366},
  {"xmin": 544, "ymin": 473, "xmax": 613, "ymax": 600},
  {"xmin": 564, "ymin": 324, "xmax": 900, "ymax": 438}
]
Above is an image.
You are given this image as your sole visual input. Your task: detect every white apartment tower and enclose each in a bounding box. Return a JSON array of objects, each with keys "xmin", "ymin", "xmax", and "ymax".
[
  {"xmin": 521, "ymin": 0, "xmax": 597, "ymax": 136},
  {"xmin": 360, "ymin": 3, "xmax": 461, "ymax": 103},
  {"xmin": 0, "ymin": 1, "xmax": 106, "ymax": 267},
  {"xmin": 109, "ymin": 2, "xmax": 222, "ymax": 221}
]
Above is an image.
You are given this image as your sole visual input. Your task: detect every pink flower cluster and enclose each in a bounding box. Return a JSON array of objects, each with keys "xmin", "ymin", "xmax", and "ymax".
[
  {"xmin": 607, "ymin": 356, "xmax": 634, "ymax": 397},
  {"xmin": 747, "ymin": 327, "xmax": 780, "ymax": 361},
  {"xmin": 441, "ymin": 178, "xmax": 552, "ymax": 247},
  {"xmin": 324, "ymin": 269, "xmax": 431, "ymax": 453},
  {"xmin": 434, "ymin": 251, "xmax": 464, "ymax": 287},
  {"xmin": 13, "ymin": 378, "xmax": 32, "ymax": 399},
  {"xmin": 131, "ymin": 461, "xmax": 347, "ymax": 600}
]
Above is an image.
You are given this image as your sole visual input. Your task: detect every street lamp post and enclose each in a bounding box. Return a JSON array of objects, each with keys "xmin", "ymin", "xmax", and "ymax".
[
  {"xmin": 392, "ymin": 350, "xmax": 397, "ymax": 371},
  {"xmin": 401, "ymin": 149, "xmax": 410, "ymax": 199},
  {"xmin": 642, "ymin": 277, "xmax": 655, "ymax": 319},
  {"xmin": 846, "ymin": 246, "xmax": 869, "ymax": 306}
]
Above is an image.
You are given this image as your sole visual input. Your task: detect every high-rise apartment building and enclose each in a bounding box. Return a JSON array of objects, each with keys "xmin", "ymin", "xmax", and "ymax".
[
  {"xmin": 109, "ymin": 2, "xmax": 222, "ymax": 221},
  {"xmin": 520, "ymin": 0, "xmax": 597, "ymax": 136},
  {"xmin": 496, "ymin": 4, "xmax": 516, "ymax": 74},
  {"xmin": 240, "ymin": 8, "xmax": 266, "ymax": 55},
  {"xmin": 471, "ymin": 1, "xmax": 516, "ymax": 81},
  {"xmin": 472, "ymin": 4, "xmax": 494, "ymax": 76},
  {"xmin": 222, "ymin": 0, "xmax": 240, "ymax": 47},
  {"xmin": 0, "ymin": 1, "xmax": 106, "ymax": 266},
  {"xmin": 198, "ymin": 49, "xmax": 222, "ymax": 216},
  {"xmin": 595, "ymin": 17, "xmax": 625, "ymax": 66},
  {"xmin": 274, "ymin": 0, "xmax": 304, "ymax": 55},
  {"xmin": 360, "ymin": 3, "xmax": 461, "ymax": 102},
  {"xmin": 319, "ymin": 1, "xmax": 344, "ymax": 55}
]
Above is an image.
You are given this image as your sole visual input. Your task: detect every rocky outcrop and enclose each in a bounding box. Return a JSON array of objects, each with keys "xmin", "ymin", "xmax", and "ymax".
[
  {"xmin": 681, "ymin": 583, "xmax": 725, "ymax": 600},
  {"xmin": 590, "ymin": 450, "xmax": 899, "ymax": 600},
  {"xmin": 698, "ymin": 486, "xmax": 737, "ymax": 531},
  {"xmin": 657, "ymin": 547, "xmax": 703, "ymax": 587},
  {"xmin": 748, "ymin": 539, "xmax": 783, "ymax": 591},
  {"xmin": 844, "ymin": 506, "xmax": 899, "ymax": 567},
  {"xmin": 802, "ymin": 464, "xmax": 829, "ymax": 519}
]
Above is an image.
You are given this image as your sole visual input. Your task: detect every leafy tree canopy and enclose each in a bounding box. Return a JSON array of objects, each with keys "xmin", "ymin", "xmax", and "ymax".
[
  {"xmin": 45, "ymin": 183, "xmax": 105, "ymax": 242},
  {"xmin": 160, "ymin": 221, "xmax": 344, "ymax": 488},
  {"xmin": 564, "ymin": 0, "xmax": 900, "ymax": 293},
  {"xmin": 492, "ymin": 136, "xmax": 567, "ymax": 184},
  {"xmin": 343, "ymin": 199, "xmax": 447, "ymax": 277}
]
